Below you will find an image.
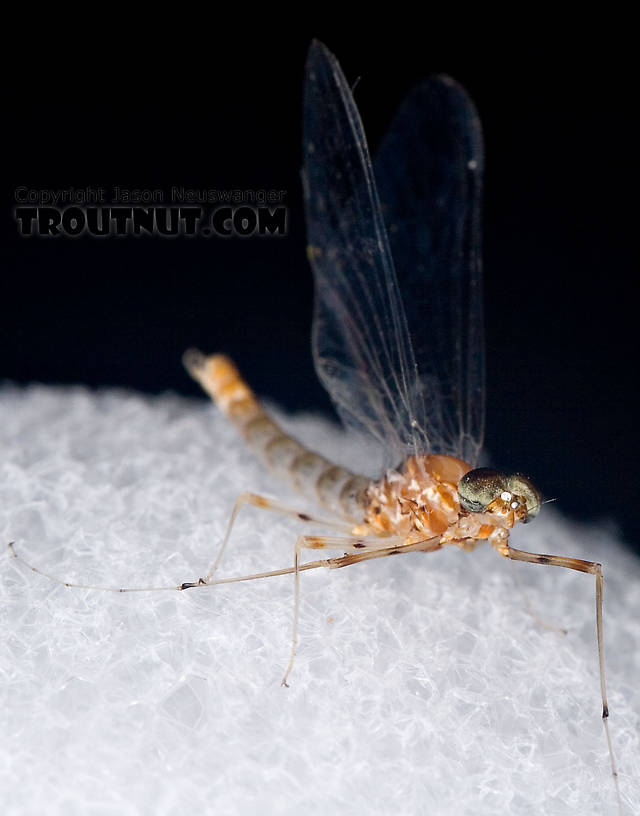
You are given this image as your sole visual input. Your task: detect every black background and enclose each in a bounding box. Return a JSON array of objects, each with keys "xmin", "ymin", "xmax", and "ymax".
[{"xmin": 4, "ymin": 28, "xmax": 637, "ymax": 549}]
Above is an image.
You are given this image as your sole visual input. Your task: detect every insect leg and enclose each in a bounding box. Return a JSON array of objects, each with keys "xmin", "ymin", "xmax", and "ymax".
[
  {"xmin": 280, "ymin": 534, "xmax": 413, "ymax": 687},
  {"xmin": 202, "ymin": 492, "xmax": 354, "ymax": 583},
  {"xmin": 7, "ymin": 540, "xmax": 330, "ymax": 594},
  {"xmin": 8, "ymin": 496, "xmax": 352, "ymax": 593},
  {"xmin": 494, "ymin": 543, "xmax": 621, "ymax": 811}
]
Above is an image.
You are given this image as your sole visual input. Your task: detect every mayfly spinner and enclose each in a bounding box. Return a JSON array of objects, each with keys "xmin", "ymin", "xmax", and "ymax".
[{"xmin": 9, "ymin": 40, "xmax": 621, "ymax": 809}]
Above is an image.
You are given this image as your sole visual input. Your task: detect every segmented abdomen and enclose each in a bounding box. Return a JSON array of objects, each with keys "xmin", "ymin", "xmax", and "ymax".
[{"xmin": 184, "ymin": 350, "xmax": 369, "ymax": 521}]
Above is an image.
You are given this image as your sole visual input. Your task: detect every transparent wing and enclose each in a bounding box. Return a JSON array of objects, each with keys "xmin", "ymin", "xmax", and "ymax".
[
  {"xmin": 304, "ymin": 40, "xmax": 425, "ymax": 472},
  {"xmin": 374, "ymin": 75, "xmax": 485, "ymax": 466},
  {"xmin": 304, "ymin": 41, "xmax": 484, "ymax": 473}
]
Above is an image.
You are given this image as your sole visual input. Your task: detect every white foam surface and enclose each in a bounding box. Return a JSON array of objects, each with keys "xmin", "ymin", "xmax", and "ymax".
[{"xmin": 1, "ymin": 384, "xmax": 639, "ymax": 815}]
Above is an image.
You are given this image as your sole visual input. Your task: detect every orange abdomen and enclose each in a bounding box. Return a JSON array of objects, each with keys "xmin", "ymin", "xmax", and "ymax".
[{"xmin": 184, "ymin": 350, "xmax": 369, "ymax": 522}]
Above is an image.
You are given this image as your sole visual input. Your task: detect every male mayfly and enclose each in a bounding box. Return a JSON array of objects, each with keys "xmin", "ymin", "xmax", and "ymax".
[{"xmin": 10, "ymin": 40, "xmax": 620, "ymax": 807}]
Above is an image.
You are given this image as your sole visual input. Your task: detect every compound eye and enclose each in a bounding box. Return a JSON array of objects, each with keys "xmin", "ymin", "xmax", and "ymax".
[
  {"xmin": 505, "ymin": 473, "xmax": 542, "ymax": 522},
  {"xmin": 458, "ymin": 468, "xmax": 507, "ymax": 513}
]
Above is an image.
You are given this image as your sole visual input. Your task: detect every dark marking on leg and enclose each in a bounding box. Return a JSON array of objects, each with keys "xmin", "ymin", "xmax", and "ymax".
[
  {"xmin": 180, "ymin": 582, "xmax": 199, "ymax": 590},
  {"xmin": 298, "ymin": 513, "xmax": 311, "ymax": 522},
  {"xmin": 501, "ymin": 544, "xmax": 620, "ymax": 808}
]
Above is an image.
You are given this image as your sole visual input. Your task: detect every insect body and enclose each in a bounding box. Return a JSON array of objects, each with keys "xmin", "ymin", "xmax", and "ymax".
[
  {"xmin": 185, "ymin": 351, "xmax": 535, "ymax": 552},
  {"xmin": 181, "ymin": 40, "xmax": 620, "ymax": 807},
  {"xmin": 9, "ymin": 40, "xmax": 621, "ymax": 811}
]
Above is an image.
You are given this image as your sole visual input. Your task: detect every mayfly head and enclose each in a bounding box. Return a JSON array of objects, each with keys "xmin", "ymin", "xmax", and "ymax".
[{"xmin": 458, "ymin": 468, "xmax": 542, "ymax": 524}]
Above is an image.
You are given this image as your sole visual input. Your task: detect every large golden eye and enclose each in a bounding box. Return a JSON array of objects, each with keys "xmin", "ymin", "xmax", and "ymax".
[
  {"xmin": 458, "ymin": 468, "xmax": 507, "ymax": 513},
  {"xmin": 505, "ymin": 473, "xmax": 542, "ymax": 523}
]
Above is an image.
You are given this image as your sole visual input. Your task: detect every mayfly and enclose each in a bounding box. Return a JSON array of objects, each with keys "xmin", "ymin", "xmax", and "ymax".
[{"xmin": 10, "ymin": 40, "xmax": 620, "ymax": 808}]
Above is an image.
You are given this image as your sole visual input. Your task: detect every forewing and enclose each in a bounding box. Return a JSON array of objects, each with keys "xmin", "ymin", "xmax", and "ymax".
[
  {"xmin": 304, "ymin": 41, "xmax": 426, "ymax": 473},
  {"xmin": 374, "ymin": 75, "xmax": 485, "ymax": 466}
]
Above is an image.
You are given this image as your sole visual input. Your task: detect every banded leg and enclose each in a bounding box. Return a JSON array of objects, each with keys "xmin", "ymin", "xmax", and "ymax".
[
  {"xmin": 493, "ymin": 542, "xmax": 621, "ymax": 811},
  {"xmin": 7, "ymin": 540, "xmax": 331, "ymax": 593},
  {"xmin": 203, "ymin": 492, "xmax": 354, "ymax": 582},
  {"xmin": 280, "ymin": 534, "xmax": 443, "ymax": 687},
  {"xmin": 7, "ymin": 535, "xmax": 438, "ymax": 596}
]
